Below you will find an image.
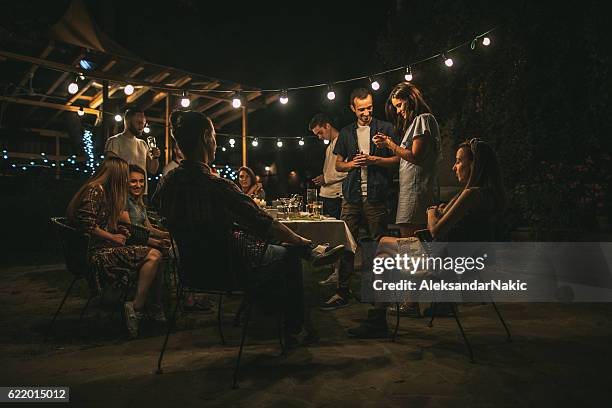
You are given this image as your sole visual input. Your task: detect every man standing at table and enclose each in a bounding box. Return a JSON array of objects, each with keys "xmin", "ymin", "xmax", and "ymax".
[
  {"xmin": 104, "ymin": 108, "xmax": 160, "ymax": 197},
  {"xmin": 320, "ymin": 87, "xmax": 399, "ymax": 310},
  {"xmin": 309, "ymin": 113, "xmax": 346, "ymax": 219}
]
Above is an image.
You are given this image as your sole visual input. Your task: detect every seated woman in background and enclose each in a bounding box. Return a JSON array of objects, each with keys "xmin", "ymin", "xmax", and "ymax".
[
  {"xmin": 347, "ymin": 138, "xmax": 506, "ymax": 338},
  {"xmin": 120, "ymin": 164, "xmax": 170, "ymax": 250},
  {"xmin": 66, "ymin": 157, "xmax": 165, "ymax": 338},
  {"xmin": 238, "ymin": 166, "xmax": 265, "ymax": 202}
]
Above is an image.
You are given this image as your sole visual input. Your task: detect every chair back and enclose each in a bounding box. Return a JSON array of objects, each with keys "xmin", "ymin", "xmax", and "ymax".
[
  {"xmin": 171, "ymin": 229, "xmax": 245, "ymax": 293},
  {"xmin": 50, "ymin": 217, "xmax": 90, "ymax": 279}
]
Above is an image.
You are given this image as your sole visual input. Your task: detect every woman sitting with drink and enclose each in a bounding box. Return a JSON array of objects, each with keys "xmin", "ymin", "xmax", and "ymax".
[
  {"xmin": 238, "ymin": 166, "xmax": 265, "ymax": 203},
  {"xmin": 66, "ymin": 157, "xmax": 165, "ymax": 338},
  {"xmin": 347, "ymin": 138, "xmax": 506, "ymax": 338}
]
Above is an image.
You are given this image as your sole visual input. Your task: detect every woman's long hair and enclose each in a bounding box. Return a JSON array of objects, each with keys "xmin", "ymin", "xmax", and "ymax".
[
  {"xmin": 238, "ymin": 166, "xmax": 256, "ymax": 192},
  {"xmin": 66, "ymin": 157, "xmax": 129, "ymax": 230},
  {"xmin": 458, "ymin": 139, "xmax": 506, "ymax": 212},
  {"xmin": 385, "ymin": 82, "xmax": 432, "ymax": 134}
]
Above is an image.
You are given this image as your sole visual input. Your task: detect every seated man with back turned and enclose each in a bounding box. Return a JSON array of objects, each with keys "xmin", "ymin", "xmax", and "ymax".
[{"xmin": 158, "ymin": 110, "xmax": 344, "ymax": 345}]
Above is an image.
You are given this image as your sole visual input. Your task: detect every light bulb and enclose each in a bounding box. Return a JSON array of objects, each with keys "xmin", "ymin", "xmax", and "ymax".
[
  {"xmin": 444, "ymin": 57, "xmax": 454, "ymax": 67},
  {"xmin": 221, "ymin": 147, "xmax": 227, "ymax": 152},
  {"xmin": 143, "ymin": 125, "xmax": 150, "ymax": 134},
  {"xmin": 327, "ymin": 90, "xmax": 336, "ymax": 100},
  {"xmin": 371, "ymin": 80, "xmax": 380, "ymax": 91},
  {"xmin": 114, "ymin": 114, "xmax": 122, "ymax": 122},
  {"xmin": 124, "ymin": 84, "xmax": 135, "ymax": 95},
  {"xmin": 404, "ymin": 67, "xmax": 413, "ymax": 82},
  {"xmin": 280, "ymin": 89, "xmax": 289, "ymax": 105},
  {"xmin": 68, "ymin": 82, "xmax": 79, "ymax": 94},
  {"xmin": 180, "ymin": 97, "xmax": 190, "ymax": 108},
  {"xmin": 277, "ymin": 139, "xmax": 283, "ymax": 148},
  {"xmin": 324, "ymin": 139, "xmax": 330, "ymax": 145},
  {"xmin": 232, "ymin": 97, "xmax": 242, "ymax": 108},
  {"xmin": 298, "ymin": 138, "xmax": 305, "ymax": 146},
  {"xmin": 77, "ymin": 108, "xmax": 85, "ymax": 116},
  {"xmin": 482, "ymin": 37, "xmax": 491, "ymax": 46},
  {"xmin": 252, "ymin": 139, "xmax": 258, "ymax": 147}
]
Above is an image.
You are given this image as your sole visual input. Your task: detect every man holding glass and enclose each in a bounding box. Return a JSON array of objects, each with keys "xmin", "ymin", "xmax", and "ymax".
[
  {"xmin": 320, "ymin": 88, "xmax": 399, "ymax": 310},
  {"xmin": 104, "ymin": 108, "xmax": 160, "ymax": 197}
]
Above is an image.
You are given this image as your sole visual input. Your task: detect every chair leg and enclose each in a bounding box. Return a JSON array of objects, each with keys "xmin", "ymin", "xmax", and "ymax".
[
  {"xmin": 156, "ymin": 285, "xmax": 182, "ymax": 374},
  {"xmin": 450, "ymin": 304, "xmax": 474, "ymax": 362},
  {"xmin": 79, "ymin": 295, "xmax": 94, "ymax": 321},
  {"xmin": 490, "ymin": 301, "xmax": 512, "ymax": 342},
  {"xmin": 392, "ymin": 302, "xmax": 400, "ymax": 342},
  {"xmin": 44, "ymin": 277, "xmax": 78, "ymax": 341},
  {"xmin": 277, "ymin": 312, "xmax": 286, "ymax": 355},
  {"xmin": 233, "ymin": 298, "xmax": 247, "ymax": 327},
  {"xmin": 217, "ymin": 294, "xmax": 225, "ymax": 345},
  {"xmin": 427, "ymin": 302, "xmax": 436, "ymax": 327},
  {"xmin": 232, "ymin": 304, "xmax": 252, "ymax": 389}
]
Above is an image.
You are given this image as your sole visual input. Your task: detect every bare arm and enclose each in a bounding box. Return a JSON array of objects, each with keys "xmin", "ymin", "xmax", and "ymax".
[
  {"xmin": 268, "ymin": 220, "xmax": 311, "ymax": 246},
  {"xmin": 375, "ymin": 132, "xmax": 430, "ymax": 165},
  {"xmin": 335, "ymin": 154, "xmax": 359, "ymax": 172},
  {"xmin": 146, "ymin": 154, "xmax": 160, "ymax": 174},
  {"xmin": 427, "ymin": 189, "xmax": 477, "ymax": 240}
]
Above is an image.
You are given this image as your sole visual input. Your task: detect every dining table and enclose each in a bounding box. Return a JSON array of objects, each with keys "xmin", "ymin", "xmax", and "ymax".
[{"xmin": 278, "ymin": 215, "xmax": 358, "ymax": 253}]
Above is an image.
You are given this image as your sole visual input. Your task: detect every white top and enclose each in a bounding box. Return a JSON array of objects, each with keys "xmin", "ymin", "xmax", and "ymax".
[
  {"xmin": 356, "ymin": 125, "xmax": 370, "ymax": 196},
  {"xmin": 104, "ymin": 132, "xmax": 152, "ymax": 194},
  {"xmin": 319, "ymin": 136, "xmax": 346, "ymax": 199},
  {"xmin": 162, "ymin": 160, "xmax": 180, "ymax": 177}
]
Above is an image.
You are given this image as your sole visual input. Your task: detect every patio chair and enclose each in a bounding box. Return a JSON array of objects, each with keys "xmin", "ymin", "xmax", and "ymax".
[
  {"xmin": 45, "ymin": 217, "xmax": 134, "ymax": 341},
  {"xmin": 155, "ymin": 229, "xmax": 285, "ymax": 389},
  {"xmin": 391, "ymin": 229, "xmax": 511, "ymax": 362}
]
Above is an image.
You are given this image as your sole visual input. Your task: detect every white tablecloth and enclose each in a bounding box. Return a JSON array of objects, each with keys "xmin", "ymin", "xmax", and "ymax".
[{"xmin": 280, "ymin": 218, "xmax": 357, "ymax": 253}]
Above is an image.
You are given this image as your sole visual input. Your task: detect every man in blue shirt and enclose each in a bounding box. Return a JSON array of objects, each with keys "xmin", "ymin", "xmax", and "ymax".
[{"xmin": 321, "ymin": 88, "xmax": 399, "ymax": 310}]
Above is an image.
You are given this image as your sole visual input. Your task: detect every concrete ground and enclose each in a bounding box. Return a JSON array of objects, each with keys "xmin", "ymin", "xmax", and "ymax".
[{"xmin": 1, "ymin": 262, "xmax": 612, "ymax": 407}]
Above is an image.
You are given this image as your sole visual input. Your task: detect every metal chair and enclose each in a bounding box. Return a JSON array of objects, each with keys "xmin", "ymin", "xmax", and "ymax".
[
  {"xmin": 392, "ymin": 230, "xmax": 512, "ymax": 362},
  {"xmin": 45, "ymin": 217, "xmax": 133, "ymax": 341},
  {"xmin": 155, "ymin": 230, "xmax": 285, "ymax": 389}
]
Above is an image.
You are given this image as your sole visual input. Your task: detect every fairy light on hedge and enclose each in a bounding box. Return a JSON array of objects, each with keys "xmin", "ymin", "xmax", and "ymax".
[{"xmin": 82, "ymin": 129, "xmax": 95, "ymax": 170}]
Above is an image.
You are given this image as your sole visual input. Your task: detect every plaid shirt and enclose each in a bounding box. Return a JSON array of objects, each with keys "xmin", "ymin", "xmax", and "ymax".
[{"xmin": 158, "ymin": 160, "xmax": 273, "ymax": 273}]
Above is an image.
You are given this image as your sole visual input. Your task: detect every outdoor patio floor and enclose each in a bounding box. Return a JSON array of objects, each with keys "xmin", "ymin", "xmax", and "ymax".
[{"xmin": 1, "ymin": 262, "xmax": 612, "ymax": 407}]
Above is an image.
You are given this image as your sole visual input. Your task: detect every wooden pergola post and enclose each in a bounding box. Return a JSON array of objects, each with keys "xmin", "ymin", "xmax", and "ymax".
[
  {"xmin": 241, "ymin": 105, "xmax": 247, "ymax": 167},
  {"xmin": 165, "ymin": 94, "xmax": 170, "ymax": 166}
]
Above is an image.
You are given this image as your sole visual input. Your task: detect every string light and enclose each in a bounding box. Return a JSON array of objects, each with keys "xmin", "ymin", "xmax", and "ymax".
[
  {"xmin": 298, "ymin": 138, "xmax": 305, "ymax": 146},
  {"xmin": 326, "ymin": 85, "xmax": 336, "ymax": 101},
  {"xmin": 143, "ymin": 124, "xmax": 151, "ymax": 134},
  {"xmin": 279, "ymin": 89, "xmax": 289, "ymax": 105},
  {"xmin": 124, "ymin": 84, "xmax": 135, "ymax": 95},
  {"xmin": 180, "ymin": 90, "xmax": 190, "ymax": 108},
  {"xmin": 77, "ymin": 107, "xmax": 85, "ymax": 116},
  {"xmin": 482, "ymin": 36, "xmax": 491, "ymax": 46},
  {"xmin": 82, "ymin": 129, "xmax": 95, "ymax": 170},
  {"xmin": 369, "ymin": 77, "xmax": 380, "ymax": 91},
  {"xmin": 276, "ymin": 139, "xmax": 283, "ymax": 148},
  {"xmin": 114, "ymin": 114, "xmax": 122, "ymax": 122},
  {"xmin": 251, "ymin": 138, "xmax": 258, "ymax": 147},
  {"xmin": 443, "ymin": 54, "xmax": 454, "ymax": 67},
  {"xmin": 68, "ymin": 80, "xmax": 79, "ymax": 94},
  {"xmin": 221, "ymin": 146, "xmax": 227, "ymax": 152},
  {"xmin": 232, "ymin": 92, "xmax": 242, "ymax": 109},
  {"xmin": 404, "ymin": 66, "xmax": 413, "ymax": 82},
  {"xmin": 324, "ymin": 139, "xmax": 330, "ymax": 145}
]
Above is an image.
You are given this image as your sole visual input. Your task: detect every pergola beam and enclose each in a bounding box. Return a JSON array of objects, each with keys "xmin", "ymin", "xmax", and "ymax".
[{"xmin": 11, "ymin": 41, "xmax": 55, "ymax": 97}]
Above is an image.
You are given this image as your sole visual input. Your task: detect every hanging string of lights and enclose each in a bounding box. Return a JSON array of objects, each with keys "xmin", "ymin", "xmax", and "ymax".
[{"xmin": 63, "ymin": 28, "xmax": 496, "ymax": 107}]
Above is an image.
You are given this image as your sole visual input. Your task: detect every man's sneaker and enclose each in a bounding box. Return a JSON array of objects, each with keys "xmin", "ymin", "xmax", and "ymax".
[
  {"xmin": 318, "ymin": 269, "xmax": 339, "ymax": 286},
  {"xmin": 319, "ymin": 293, "xmax": 350, "ymax": 311},
  {"xmin": 310, "ymin": 244, "xmax": 345, "ymax": 267},
  {"xmin": 124, "ymin": 301, "xmax": 144, "ymax": 339}
]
